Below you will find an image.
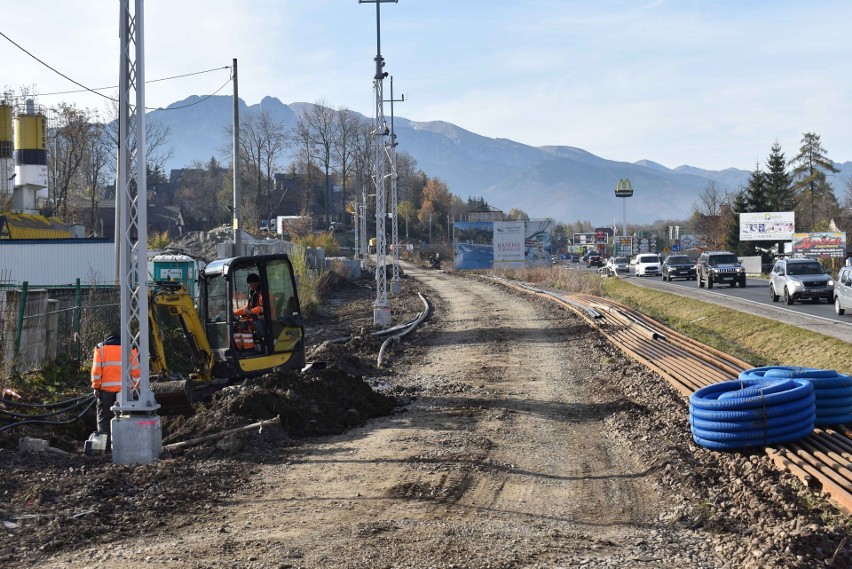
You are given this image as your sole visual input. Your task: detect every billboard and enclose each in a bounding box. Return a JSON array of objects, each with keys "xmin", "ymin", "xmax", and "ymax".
[
  {"xmin": 454, "ymin": 220, "xmax": 552, "ymax": 270},
  {"xmin": 573, "ymin": 232, "xmax": 596, "ymax": 245},
  {"xmin": 493, "ymin": 221, "xmax": 526, "ymax": 268},
  {"xmin": 792, "ymin": 232, "xmax": 847, "ymax": 258},
  {"xmin": 524, "ymin": 219, "xmax": 553, "ymax": 267},
  {"xmin": 594, "ymin": 227, "xmax": 613, "ymax": 244},
  {"xmin": 453, "ymin": 221, "xmax": 494, "ymax": 270},
  {"xmin": 739, "ymin": 212, "xmax": 795, "ymax": 241}
]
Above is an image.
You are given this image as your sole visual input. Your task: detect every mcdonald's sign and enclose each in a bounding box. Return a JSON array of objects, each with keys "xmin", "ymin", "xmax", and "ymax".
[{"xmin": 615, "ymin": 178, "xmax": 634, "ymax": 198}]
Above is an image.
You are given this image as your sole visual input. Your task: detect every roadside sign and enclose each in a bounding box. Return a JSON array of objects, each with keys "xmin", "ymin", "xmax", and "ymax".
[{"xmin": 672, "ymin": 244, "xmax": 681, "ymax": 252}]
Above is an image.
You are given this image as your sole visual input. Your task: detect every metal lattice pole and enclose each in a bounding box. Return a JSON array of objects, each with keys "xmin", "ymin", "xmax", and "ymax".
[
  {"xmin": 114, "ymin": 0, "xmax": 161, "ymax": 465},
  {"xmin": 361, "ymin": 0, "xmax": 397, "ymax": 325},
  {"xmin": 372, "ymin": 74, "xmax": 390, "ymax": 324},
  {"xmin": 385, "ymin": 76, "xmax": 404, "ymax": 294},
  {"xmin": 360, "ymin": 172, "xmax": 368, "ymax": 270}
]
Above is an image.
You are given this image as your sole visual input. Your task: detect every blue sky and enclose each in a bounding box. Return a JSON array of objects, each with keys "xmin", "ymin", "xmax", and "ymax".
[{"xmin": 3, "ymin": 1, "xmax": 851, "ymax": 172}]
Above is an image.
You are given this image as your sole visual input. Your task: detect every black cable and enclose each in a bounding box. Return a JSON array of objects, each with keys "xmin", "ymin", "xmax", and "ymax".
[
  {"xmin": 1, "ymin": 29, "xmax": 231, "ymax": 111},
  {"xmin": 0, "ymin": 397, "xmax": 95, "ymax": 433},
  {"xmin": 1, "ymin": 393, "xmax": 92, "ymax": 409},
  {"xmin": 0, "ymin": 395, "xmax": 95, "ymax": 420},
  {"xmin": 0, "ymin": 30, "xmax": 113, "ymax": 101},
  {"xmin": 37, "ymin": 66, "xmax": 232, "ymax": 96},
  {"xmin": 154, "ymin": 74, "xmax": 233, "ymax": 111}
]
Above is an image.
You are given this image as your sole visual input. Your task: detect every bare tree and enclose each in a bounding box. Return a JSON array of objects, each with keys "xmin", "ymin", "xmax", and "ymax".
[
  {"xmin": 103, "ymin": 97, "xmax": 174, "ymax": 179},
  {"xmin": 47, "ymin": 103, "xmax": 91, "ymax": 219},
  {"xmin": 77, "ymin": 120, "xmax": 111, "ymax": 234},
  {"xmin": 690, "ymin": 180, "xmax": 730, "ymax": 249},
  {"xmin": 334, "ymin": 108, "xmax": 364, "ymax": 226},
  {"xmin": 297, "ymin": 100, "xmax": 339, "ymax": 225}
]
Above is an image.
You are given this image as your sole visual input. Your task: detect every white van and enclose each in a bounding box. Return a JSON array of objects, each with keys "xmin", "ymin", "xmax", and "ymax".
[{"xmin": 634, "ymin": 254, "xmax": 662, "ymax": 277}]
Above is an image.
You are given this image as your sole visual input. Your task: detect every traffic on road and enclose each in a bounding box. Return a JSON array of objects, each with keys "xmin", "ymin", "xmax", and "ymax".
[{"xmin": 558, "ymin": 252, "xmax": 852, "ymax": 326}]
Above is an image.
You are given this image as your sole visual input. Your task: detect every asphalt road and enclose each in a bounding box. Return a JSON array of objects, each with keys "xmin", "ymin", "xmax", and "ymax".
[{"xmin": 618, "ymin": 269, "xmax": 852, "ymax": 343}]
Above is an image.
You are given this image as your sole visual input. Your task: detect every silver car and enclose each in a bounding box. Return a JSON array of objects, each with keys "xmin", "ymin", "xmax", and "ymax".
[
  {"xmin": 769, "ymin": 258, "xmax": 834, "ymax": 305},
  {"xmin": 833, "ymin": 266, "xmax": 852, "ymax": 315}
]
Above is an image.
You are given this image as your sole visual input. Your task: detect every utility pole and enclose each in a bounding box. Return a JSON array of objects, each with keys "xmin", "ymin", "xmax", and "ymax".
[
  {"xmin": 232, "ymin": 58, "xmax": 241, "ymax": 255},
  {"xmin": 113, "ymin": 0, "xmax": 161, "ymax": 465},
  {"xmin": 360, "ymin": 0, "xmax": 397, "ymax": 326},
  {"xmin": 384, "ymin": 76, "xmax": 404, "ymax": 294}
]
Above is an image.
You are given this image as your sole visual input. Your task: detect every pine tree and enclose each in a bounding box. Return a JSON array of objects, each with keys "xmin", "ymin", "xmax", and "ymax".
[
  {"xmin": 743, "ymin": 162, "xmax": 769, "ymax": 212},
  {"xmin": 726, "ymin": 190, "xmax": 750, "ymax": 255},
  {"xmin": 789, "ymin": 132, "xmax": 839, "ymax": 231},
  {"xmin": 764, "ymin": 141, "xmax": 793, "ymax": 212}
]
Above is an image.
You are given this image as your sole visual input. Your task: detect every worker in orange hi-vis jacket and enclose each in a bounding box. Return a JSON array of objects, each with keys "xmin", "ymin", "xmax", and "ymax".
[
  {"xmin": 90, "ymin": 331, "xmax": 140, "ymax": 445},
  {"xmin": 233, "ymin": 273, "xmax": 264, "ymax": 352}
]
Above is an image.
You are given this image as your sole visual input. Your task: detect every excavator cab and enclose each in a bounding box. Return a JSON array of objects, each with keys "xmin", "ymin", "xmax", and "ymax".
[
  {"xmin": 149, "ymin": 253, "xmax": 305, "ymax": 413},
  {"xmin": 201, "ymin": 254, "xmax": 305, "ymax": 379}
]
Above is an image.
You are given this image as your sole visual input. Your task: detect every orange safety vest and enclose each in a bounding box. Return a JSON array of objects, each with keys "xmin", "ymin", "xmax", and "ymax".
[
  {"xmin": 91, "ymin": 343, "xmax": 140, "ymax": 392},
  {"xmin": 236, "ymin": 289, "xmax": 263, "ymax": 318}
]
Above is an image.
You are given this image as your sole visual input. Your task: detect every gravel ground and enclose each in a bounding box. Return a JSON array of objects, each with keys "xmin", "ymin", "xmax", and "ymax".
[{"xmin": 1, "ymin": 262, "xmax": 849, "ymax": 568}]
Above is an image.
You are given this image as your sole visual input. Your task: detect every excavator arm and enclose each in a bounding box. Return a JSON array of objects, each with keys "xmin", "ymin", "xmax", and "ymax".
[{"xmin": 148, "ymin": 282, "xmax": 215, "ymax": 381}]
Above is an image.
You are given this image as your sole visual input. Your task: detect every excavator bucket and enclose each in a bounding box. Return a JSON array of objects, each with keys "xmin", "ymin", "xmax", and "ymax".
[{"xmin": 150, "ymin": 379, "xmax": 196, "ymax": 415}]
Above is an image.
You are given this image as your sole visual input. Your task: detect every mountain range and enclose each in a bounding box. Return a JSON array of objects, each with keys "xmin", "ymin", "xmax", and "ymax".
[{"xmin": 150, "ymin": 96, "xmax": 851, "ymax": 226}]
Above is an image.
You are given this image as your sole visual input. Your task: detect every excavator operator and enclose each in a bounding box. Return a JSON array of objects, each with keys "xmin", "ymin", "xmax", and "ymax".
[{"xmin": 233, "ymin": 273, "xmax": 265, "ymax": 352}]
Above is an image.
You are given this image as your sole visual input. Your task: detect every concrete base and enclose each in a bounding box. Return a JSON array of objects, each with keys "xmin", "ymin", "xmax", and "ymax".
[
  {"xmin": 374, "ymin": 307, "xmax": 392, "ymax": 327},
  {"xmin": 390, "ymin": 280, "xmax": 401, "ymax": 295},
  {"xmin": 111, "ymin": 413, "xmax": 162, "ymax": 465}
]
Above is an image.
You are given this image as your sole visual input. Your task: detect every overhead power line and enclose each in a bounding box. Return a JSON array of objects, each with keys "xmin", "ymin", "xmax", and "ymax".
[
  {"xmin": 0, "ymin": 30, "xmax": 232, "ymax": 111},
  {"xmin": 37, "ymin": 66, "xmax": 232, "ymax": 96},
  {"xmin": 0, "ymin": 30, "xmax": 113, "ymax": 101}
]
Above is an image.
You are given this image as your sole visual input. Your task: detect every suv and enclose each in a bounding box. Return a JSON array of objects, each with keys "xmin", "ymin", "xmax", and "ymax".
[
  {"xmin": 834, "ymin": 266, "xmax": 852, "ymax": 315},
  {"xmin": 586, "ymin": 253, "xmax": 603, "ymax": 268},
  {"xmin": 697, "ymin": 251, "xmax": 746, "ymax": 288},
  {"xmin": 661, "ymin": 255, "xmax": 696, "ymax": 281},
  {"xmin": 769, "ymin": 257, "xmax": 833, "ymax": 305},
  {"xmin": 634, "ymin": 254, "xmax": 661, "ymax": 277}
]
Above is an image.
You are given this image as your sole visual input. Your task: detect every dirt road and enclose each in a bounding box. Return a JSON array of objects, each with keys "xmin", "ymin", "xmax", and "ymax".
[{"xmin": 30, "ymin": 264, "xmax": 847, "ymax": 568}]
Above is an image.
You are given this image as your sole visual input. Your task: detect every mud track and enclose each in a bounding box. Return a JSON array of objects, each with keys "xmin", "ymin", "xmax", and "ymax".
[{"xmin": 10, "ymin": 263, "xmax": 850, "ymax": 568}]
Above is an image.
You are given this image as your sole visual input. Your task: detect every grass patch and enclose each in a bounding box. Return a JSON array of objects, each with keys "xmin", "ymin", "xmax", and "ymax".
[{"xmin": 598, "ymin": 278, "xmax": 852, "ymax": 372}]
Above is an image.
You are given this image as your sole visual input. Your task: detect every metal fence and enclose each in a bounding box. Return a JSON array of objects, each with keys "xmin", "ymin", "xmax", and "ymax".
[{"xmin": 1, "ymin": 280, "xmax": 121, "ymax": 380}]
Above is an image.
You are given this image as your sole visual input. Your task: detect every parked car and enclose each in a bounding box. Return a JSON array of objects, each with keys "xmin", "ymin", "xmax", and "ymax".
[
  {"xmin": 606, "ymin": 256, "xmax": 629, "ymax": 273},
  {"xmin": 634, "ymin": 254, "xmax": 662, "ymax": 277},
  {"xmin": 769, "ymin": 257, "xmax": 833, "ymax": 305},
  {"xmin": 834, "ymin": 265, "xmax": 852, "ymax": 315},
  {"xmin": 661, "ymin": 254, "xmax": 696, "ymax": 281},
  {"xmin": 586, "ymin": 253, "xmax": 603, "ymax": 268},
  {"xmin": 697, "ymin": 251, "xmax": 746, "ymax": 288}
]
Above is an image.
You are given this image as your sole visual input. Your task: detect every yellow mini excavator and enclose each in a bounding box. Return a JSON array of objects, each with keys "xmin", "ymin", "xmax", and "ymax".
[{"xmin": 148, "ymin": 253, "xmax": 305, "ymax": 413}]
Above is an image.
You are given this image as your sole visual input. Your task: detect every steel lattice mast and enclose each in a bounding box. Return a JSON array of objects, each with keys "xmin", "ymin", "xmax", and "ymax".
[
  {"xmin": 360, "ymin": 0, "xmax": 397, "ymax": 326},
  {"xmin": 385, "ymin": 76, "xmax": 404, "ymax": 294},
  {"xmin": 112, "ymin": 0, "xmax": 161, "ymax": 465}
]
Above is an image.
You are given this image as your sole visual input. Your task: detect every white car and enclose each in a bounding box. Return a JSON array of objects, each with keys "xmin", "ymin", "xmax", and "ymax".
[
  {"xmin": 606, "ymin": 256, "xmax": 629, "ymax": 273},
  {"xmin": 634, "ymin": 254, "xmax": 662, "ymax": 277}
]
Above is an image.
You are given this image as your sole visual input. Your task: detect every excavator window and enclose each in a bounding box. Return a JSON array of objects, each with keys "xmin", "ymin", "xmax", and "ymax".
[{"xmin": 204, "ymin": 275, "xmax": 231, "ymax": 352}]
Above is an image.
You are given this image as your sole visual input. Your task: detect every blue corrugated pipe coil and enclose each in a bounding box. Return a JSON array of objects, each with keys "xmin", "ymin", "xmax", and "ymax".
[
  {"xmin": 738, "ymin": 366, "xmax": 852, "ymax": 426},
  {"xmin": 689, "ymin": 378, "xmax": 815, "ymax": 450}
]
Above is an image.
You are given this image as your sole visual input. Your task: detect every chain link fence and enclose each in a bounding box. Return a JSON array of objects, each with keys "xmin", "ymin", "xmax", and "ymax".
[{"xmin": 1, "ymin": 280, "xmax": 120, "ymax": 382}]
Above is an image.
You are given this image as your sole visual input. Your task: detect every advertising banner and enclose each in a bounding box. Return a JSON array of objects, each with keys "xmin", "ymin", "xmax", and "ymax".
[
  {"xmin": 493, "ymin": 221, "xmax": 526, "ymax": 268},
  {"xmin": 792, "ymin": 232, "xmax": 846, "ymax": 258},
  {"xmin": 594, "ymin": 228, "xmax": 609, "ymax": 244},
  {"xmin": 739, "ymin": 212, "xmax": 795, "ymax": 241},
  {"xmin": 453, "ymin": 221, "xmax": 494, "ymax": 270},
  {"xmin": 525, "ymin": 219, "xmax": 552, "ymax": 267},
  {"xmin": 454, "ymin": 220, "xmax": 553, "ymax": 270},
  {"xmin": 573, "ymin": 232, "xmax": 596, "ymax": 245}
]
